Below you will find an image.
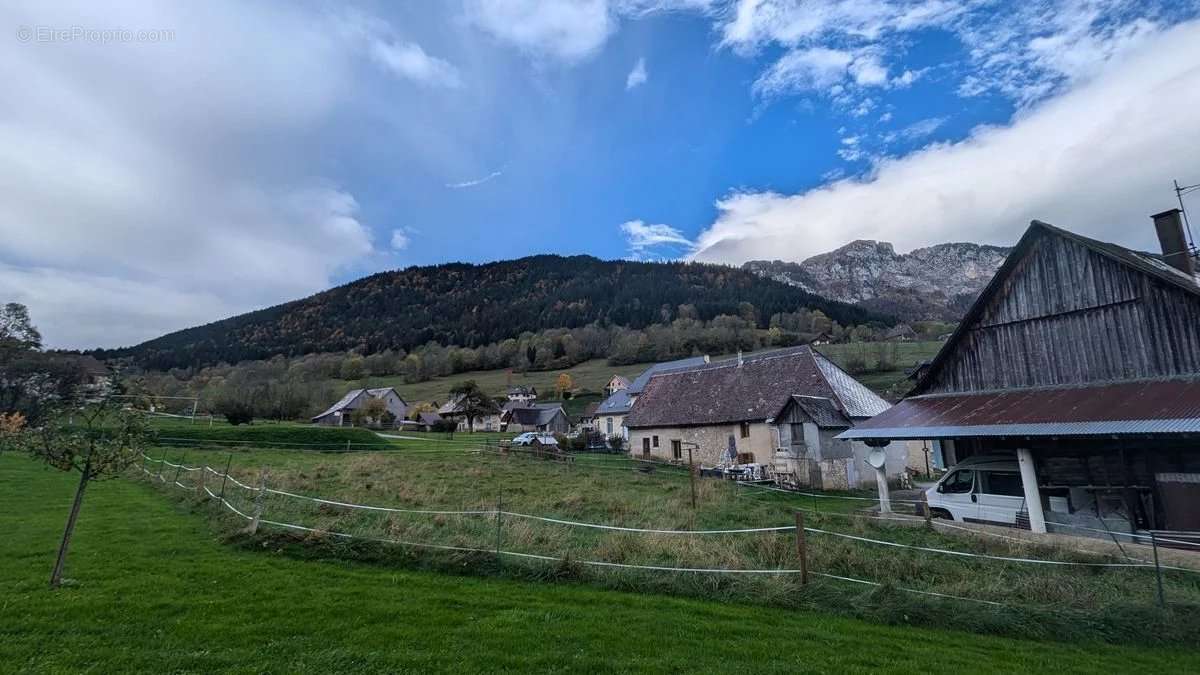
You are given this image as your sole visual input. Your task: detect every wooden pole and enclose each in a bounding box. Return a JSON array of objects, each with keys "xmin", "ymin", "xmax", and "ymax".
[
  {"xmin": 688, "ymin": 447, "xmax": 697, "ymax": 512},
  {"xmin": 794, "ymin": 511, "xmax": 808, "ymax": 585},
  {"xmin": 1151, "ymin": 531, "xmax": 1166, "ymax": 608},
  {"xmin": 495, "ymin": 489, "xmax": 504, "ymax": 566},
  {"xmin": 197, "ymin": 464, "xmax": 206, "ymax": 497},
  {"xmin": 172, "ymin": 454, "xmax": 187, "ymax": 486},
  {"xmin": 218, "ymin": 454, "xmax": 232, "ymax": 504},
  {"xmin": 248, "ymin": 470, "xmax": 268, "ymax": 535}
]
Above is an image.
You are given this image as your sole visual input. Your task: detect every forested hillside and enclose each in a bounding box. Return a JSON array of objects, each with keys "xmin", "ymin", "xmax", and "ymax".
[{"xmin": 100, "ymin": 255, "xmax": 891, "ymax": 370}]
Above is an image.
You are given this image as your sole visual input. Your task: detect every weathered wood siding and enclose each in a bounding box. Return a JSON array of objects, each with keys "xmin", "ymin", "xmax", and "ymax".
[{"xmin": 925, "ymin": 233, "xmax": 1200, "ymax": 393}]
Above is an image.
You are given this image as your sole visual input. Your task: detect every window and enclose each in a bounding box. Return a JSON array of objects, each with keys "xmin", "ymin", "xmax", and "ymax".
[
  {"xmin": 740, "ymin": 422, "xmax": 751, "ymax": 439},
  {"xmin": 652, "ymin": 435, "xmax": 659, "ymax": 448},
  {"xmin": 671, "ymin": 439, "xmax": 682, "ymax": 460},
  {"xmin": 980, "ymin": 471, "xmax": 1024, "ymax": 497},
  {"xmin": 606, "ymin": 418, "xmax": 613, "ymax": 435},
  {"xmin": 939, "ymin": 470, "xmax": 975, "ymax": 494}
]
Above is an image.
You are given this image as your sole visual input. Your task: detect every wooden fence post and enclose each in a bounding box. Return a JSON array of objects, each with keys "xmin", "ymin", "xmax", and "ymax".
[
  {"xmin": 197, "ymin": 465, "xmax": 206, "ymax": 497},
  {"xmin": 172, "ymin": 454, "xmax": 187, "ymax": 486},
  {"xmin": 794, "ymin": 511, "xmax": 808, "ymax": 585},
  {"xmin": 495, "ymin": 489, "xmax": 504, "ymax": 567},
  {"xmin": 248, "ymin": 470, "xmax": 268, "ymax": 535},
  {"xmin": 218, "ymin": 454, "xmax": 232, "ymax": 504},
  {"xmin": 1151, "ymin": 531, "xmax": 1166, "ymax": 608}
]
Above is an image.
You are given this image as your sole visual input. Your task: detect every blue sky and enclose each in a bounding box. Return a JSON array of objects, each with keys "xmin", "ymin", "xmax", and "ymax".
[{"xmin": 3, "ymin": 1, "xmax": 1200, "ymax": 348}]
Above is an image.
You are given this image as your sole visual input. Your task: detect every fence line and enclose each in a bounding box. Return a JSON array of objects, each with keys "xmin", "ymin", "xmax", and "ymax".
[
  {"xmin": 133, "ymin": 461, "xmax": 1200, "ymax": 613},
  {"xmin": 734, "ymin": 480, "xmax": 926, "ymax": 505},
  {"xmin": 133, "ymin": 454, "xmax": 1199, "ymax": 573}
]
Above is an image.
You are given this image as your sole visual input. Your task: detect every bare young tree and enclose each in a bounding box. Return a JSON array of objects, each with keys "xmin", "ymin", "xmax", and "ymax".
[{"xmin": 9, "ymin": 398, "xmax": 150, "ymax": 587}]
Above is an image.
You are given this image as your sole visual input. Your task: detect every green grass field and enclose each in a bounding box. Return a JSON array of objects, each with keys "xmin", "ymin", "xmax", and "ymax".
[
  {"xmin": 329, "ymin": 341, "xmax": 946, "ymax": 406},
  {"xmin": 4, "ymin": 454, "xmax": 1198, "ymax": 673},
  {"xmin": 119, "ymin": 438, "xmax": 1200, "ymax": 646}
]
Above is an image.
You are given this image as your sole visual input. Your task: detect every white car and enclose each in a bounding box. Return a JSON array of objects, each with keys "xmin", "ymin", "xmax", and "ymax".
[
  {"xmin": 511, "ymin": 432, "xmax": 558, "ymax": 447},
  {"xmin": 924, "ymin": 455, "xmax": 1028, "ymax": 525}
]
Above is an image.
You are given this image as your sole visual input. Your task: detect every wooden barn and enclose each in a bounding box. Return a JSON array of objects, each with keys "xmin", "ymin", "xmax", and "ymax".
[{"xmin": 843, "ymin": 211, "xmax": 1200, "ymax": 534}]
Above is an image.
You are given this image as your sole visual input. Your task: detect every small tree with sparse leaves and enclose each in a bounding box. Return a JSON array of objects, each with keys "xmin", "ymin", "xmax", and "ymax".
[{"xmin": 4, "ymin": 397, "xmax": 151, "ymax": 588}]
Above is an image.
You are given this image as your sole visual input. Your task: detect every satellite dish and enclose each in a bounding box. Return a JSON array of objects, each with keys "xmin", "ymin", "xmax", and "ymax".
[{"xmin": 866, "ymin": 448, "xmax": 887, "ymax": 470}]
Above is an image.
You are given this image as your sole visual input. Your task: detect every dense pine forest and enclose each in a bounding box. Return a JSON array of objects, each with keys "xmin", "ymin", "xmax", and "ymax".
[{"xmin": 98, "ymin": 255, "xmax": 892, "ymax": 371}]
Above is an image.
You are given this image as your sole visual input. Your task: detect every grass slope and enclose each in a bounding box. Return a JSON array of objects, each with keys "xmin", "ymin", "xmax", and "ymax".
[
  {"xmin": 333, "ymin": 341, "xmax": 947, "ymax": 406},
  {"xmin": 2, "ymin": 454, "xmax": 1195, "ymax": 673}
]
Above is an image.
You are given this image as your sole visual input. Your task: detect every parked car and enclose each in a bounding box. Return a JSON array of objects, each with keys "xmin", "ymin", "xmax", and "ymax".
[
  {"xmin": 924, "ymin": 455, "xmax": 1027, "ymax": 525},
  {"xmin": 512, "ymin": 432, "xmax": 558, "ymax": 447}
]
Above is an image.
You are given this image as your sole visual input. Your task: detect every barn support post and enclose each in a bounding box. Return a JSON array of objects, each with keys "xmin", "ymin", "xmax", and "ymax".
[
  {"xmin": 1017, "ymin": 448, "xmax": 1047, "ymax": 534},
  {"xmin": 875, "ymin": 464, "xmax": 891, "ymax": 514}
]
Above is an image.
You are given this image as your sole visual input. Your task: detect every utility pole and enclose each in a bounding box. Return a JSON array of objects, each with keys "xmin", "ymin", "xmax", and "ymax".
[{"xmin": 1174, "ymin": 179, "xmax": 1200, "ymax": 252}]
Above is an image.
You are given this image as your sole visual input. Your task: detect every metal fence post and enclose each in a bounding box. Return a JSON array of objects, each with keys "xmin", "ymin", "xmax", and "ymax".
[
  {"xmin": 794, "ymin": 511, "xmax": 808, "ymax": 585},
  {"xmin": 1151, "ymin": 531, "xmax": 1165, "ymax": 608}
]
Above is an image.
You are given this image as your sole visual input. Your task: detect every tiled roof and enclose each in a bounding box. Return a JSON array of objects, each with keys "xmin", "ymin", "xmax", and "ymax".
[
  {"xmin": 595, "ymin": 356, "xmax": 711, "ymax": 416},
  {"xmin": 624, "ymin": 346, "xmax": 888, "ymax": 428}
]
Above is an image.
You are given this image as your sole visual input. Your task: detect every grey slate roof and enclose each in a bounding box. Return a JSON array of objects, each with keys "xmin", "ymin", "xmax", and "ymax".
[
  {"xmin": 507, "ymin": 403, "xmax": 566, "ymax": 427},
  {"xmin": 595, "ymin": 356, "xmax": 711, "ymax": 416},
  {"xmin": 624, "ymin": 346, "xmax": 888, "ymax": 429},
  {"xmin": 312, "ymin": 387, "xmax": 404, "ymax": 421},
  {"xmin": 787, "ymin": 395, "xmax": 852, "ymax": 428}
]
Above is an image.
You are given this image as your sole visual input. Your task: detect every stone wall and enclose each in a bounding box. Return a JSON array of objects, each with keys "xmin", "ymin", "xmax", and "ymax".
[{"xmin": 628, "ymin": 422, "xmax": 776, "ymax": 464}]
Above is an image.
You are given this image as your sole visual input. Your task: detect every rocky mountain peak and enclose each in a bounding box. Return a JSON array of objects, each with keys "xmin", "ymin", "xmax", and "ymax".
[{"xmin": 744, "ymin": 240, "xmax": 1011, "ymax": 322}]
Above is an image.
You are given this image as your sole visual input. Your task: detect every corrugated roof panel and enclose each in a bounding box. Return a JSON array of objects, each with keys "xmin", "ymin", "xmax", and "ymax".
[{"xmin": 840, "ymin": 379, "xmax": 1200, "ymax": 440}]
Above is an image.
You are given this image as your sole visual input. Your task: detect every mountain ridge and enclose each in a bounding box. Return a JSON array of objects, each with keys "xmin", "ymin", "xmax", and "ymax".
[
  {"xmin": 744, "ymin": 240, "xmax": 1011, "ymax": 321},
  {"xmin": 100, "ymin": 254, "xmax": 892, "ymax": 370}
]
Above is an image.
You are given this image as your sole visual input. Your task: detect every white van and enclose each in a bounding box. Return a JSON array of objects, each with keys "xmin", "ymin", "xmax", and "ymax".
[{"xmin": 924, "ymin": 455, "xmax": 1028, "ymax": 525}]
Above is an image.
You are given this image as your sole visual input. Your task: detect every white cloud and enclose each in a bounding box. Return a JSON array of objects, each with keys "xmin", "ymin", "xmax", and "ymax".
[
  {"xmin": 620, "ymin": 220, "xmax": 693, "ymax": 256},
  {"xmin": 752, "ymin": 47, "xmax": 854, "ymax": 97},
  {"xmin": 0, "ymin": 1, "xmax": 391, "ymax": 348},
  {"xmin": 463, "ymin": 0, "xmax": 720, "ymax": 64},
  {"xmin": 690, "ymin": 20, "xmax": 1200, "ymax": 266},
  {"xmin": 464, "ymin": 0, "xmax": 615, "ymax": 63},
  {"xmin": 391, "ymin": 228, "xmax": 412, "ymax": 251},
  {"xmin": 369, "ymin": 40, "xmax": 462, "ymax": 88},
  {"xmin": 626, "ymin": 57, "xmax": 648, "ymax": 89},
  {"xmin": 445, "ymin": 170, "xmax": 504, "ymax": 189}
]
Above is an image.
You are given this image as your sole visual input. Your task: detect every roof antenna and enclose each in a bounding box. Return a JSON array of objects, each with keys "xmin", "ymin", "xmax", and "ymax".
[{"xmin": 1173, "ymin": 178, "xmax": 1200, "ymax": 254}]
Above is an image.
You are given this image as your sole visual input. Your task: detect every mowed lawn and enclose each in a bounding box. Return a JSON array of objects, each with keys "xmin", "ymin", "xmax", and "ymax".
[{"xmin": 2, "ymin": 455, "xmax": 1197, "ymax": 673}]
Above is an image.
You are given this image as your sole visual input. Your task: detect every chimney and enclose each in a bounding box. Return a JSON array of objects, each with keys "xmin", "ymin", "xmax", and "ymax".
[
  {"xmin": 1152, "ymin": 208, "xmax": 1195, "ymax": 276},
  {"xmin": 737, "ymin": 350, "xmax": 743, "ymax": 367}
]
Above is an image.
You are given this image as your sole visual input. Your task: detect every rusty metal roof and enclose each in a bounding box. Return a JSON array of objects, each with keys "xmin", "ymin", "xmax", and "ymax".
[{"xmin": 839, "ymin": 379, "xmax": 1200, "ymax": 440}]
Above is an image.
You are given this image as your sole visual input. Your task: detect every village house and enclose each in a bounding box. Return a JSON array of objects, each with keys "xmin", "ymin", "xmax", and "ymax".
[
  {"xmin": 604, "ymin": 375, "xmax": 631, "ymax": 396},
  {"xmin": 594, "ymin": 356, "xmax": 710, "ymax": 441},
  {"xmin": 842, "ymin": 212, "xmax": 1200, "ymax": 533},
  {"xmin": 312, "ymin": 387, "xmax": 408, "ymax": 427},
  {"xmin": 506, "ymin": 385, "xmax": 538, "ymax": 404},
  {"xmin": 884, "ymin": 324, "xmax": 918, "ymax": 341},
  {"xmin": 438, "ymin": 394, "xmax": 503, "ymax": 432},
  {"xmin": 503, "ymin": 402, "xmax": 570, "ymax": 434},
  {"xmin": 624, "ymin": 347, "xmax": 902, "ymax": 489}
]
